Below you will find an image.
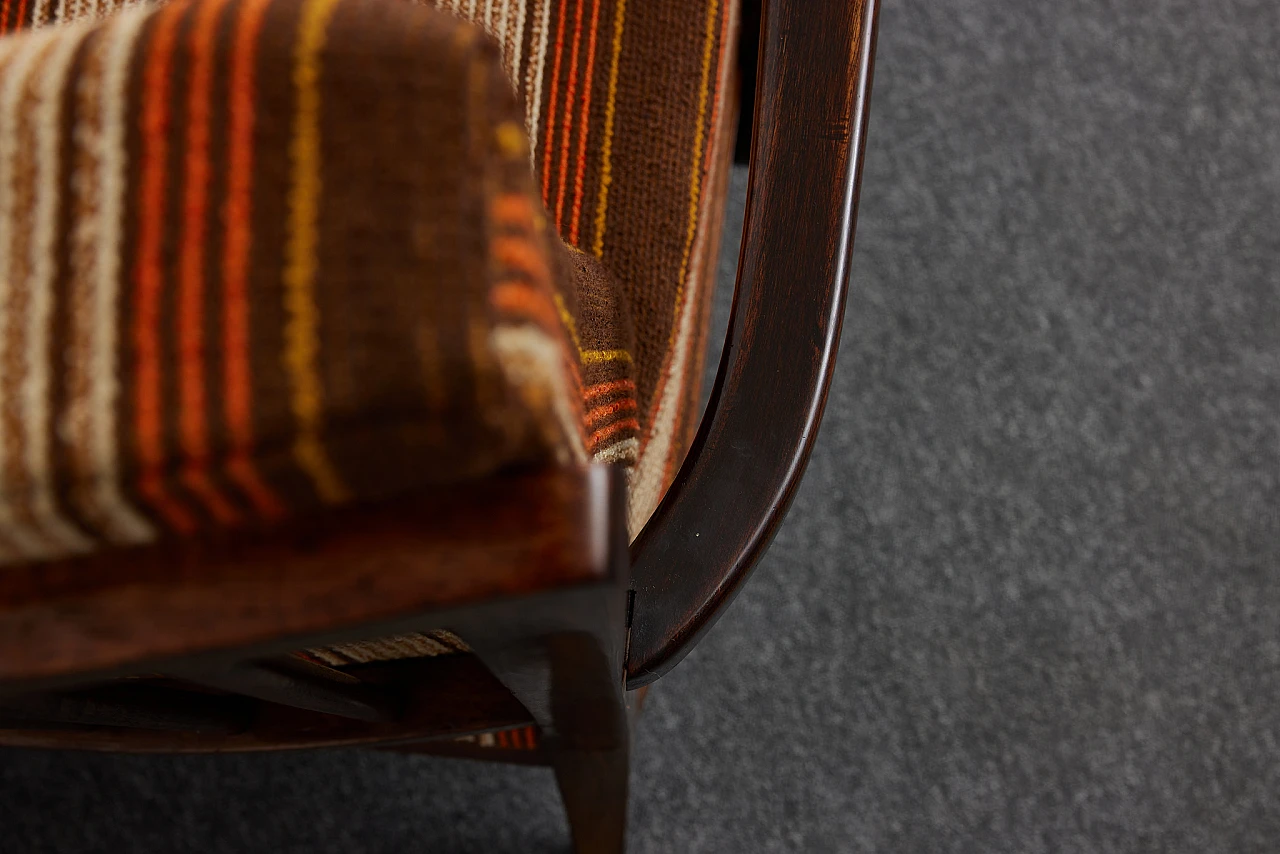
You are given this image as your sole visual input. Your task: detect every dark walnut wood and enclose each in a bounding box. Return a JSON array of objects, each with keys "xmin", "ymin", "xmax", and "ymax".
[
  {"xmin": 0, "ymin": 464, "xmax": 634, "ymax": 852},
  {"xmin": 626, "ymin": 0, "xmax": 880, "ymax": 686},
  {"xmin": 0, "ymin": 1, "xmax": 881, "ymax": 847},
  {"xmin": 0, "ymin": 467, "xmax": 619, "ymax": 693},
  {"xmin": 0, "ymin": 466, "xmax": 629, "ymax": 760},
  {"xmin": 468, "ymin": 591, "xmax": 632, "ymax": 853}
]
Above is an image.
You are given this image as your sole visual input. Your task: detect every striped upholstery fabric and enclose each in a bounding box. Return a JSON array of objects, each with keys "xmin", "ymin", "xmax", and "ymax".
[
  {"xmin": 0, "ymin": 0, "xmax": 738, "ymax": 660},
  {"xmin": 0, "ymin": 0, "xmax": 635, "ymax": 565}
]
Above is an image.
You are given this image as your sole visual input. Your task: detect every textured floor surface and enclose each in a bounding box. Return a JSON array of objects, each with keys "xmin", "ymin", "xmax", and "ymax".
[{"xmin": 4, "ymin": 0, "xmax": 1280, "ymax": 850}]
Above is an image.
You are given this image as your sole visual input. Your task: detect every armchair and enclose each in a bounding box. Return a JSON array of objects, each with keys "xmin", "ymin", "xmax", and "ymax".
[{"xmin": 0, "ymin": 0, "xmax": 878, "ymax": 850}]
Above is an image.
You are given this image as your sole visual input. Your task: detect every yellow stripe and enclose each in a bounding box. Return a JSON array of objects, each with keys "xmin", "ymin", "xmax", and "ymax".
[
  {"xmin": 581, "ymin": 349, "xmax": 632, "ymax": 366},
  {"xmin": 495, "ymin": 120, "xmax": 528, "ymax": 160},
  {"xmin": 551, "ymin": 291, "xmax": 581, "ymax": 350},
  {"xmin": 284, "ymin": 0, "xmax": 348, "ymax": 503},
  {"xmin": 670, "ymin": 0, "xmax": 719, "ymax": 326},
  {"xmin": 589, "ymin": 0, "xmax": 625, "ymax": 258},
  {"xmin": 553, "ymin": 292, "xmax": 631, "ymax": 366}
]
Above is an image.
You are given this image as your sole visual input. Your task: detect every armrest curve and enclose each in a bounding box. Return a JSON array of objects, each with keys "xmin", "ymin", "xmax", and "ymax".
[{"xmin": 626, "ymin": 0, "xmax": 880, "ymax": 688}]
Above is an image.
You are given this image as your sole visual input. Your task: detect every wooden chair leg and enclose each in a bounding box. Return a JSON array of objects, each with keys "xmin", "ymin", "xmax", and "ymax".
[
  {"xmin": 464, "ymin": 589, "xmax": 631, "ymax": 853},
  {"xmin": 552, "ymin": 735, "xmax": 630, "ymax": 854},
  {"xmin": 543, "ymin": 630, "xmax": 631, "ymax": 853}
]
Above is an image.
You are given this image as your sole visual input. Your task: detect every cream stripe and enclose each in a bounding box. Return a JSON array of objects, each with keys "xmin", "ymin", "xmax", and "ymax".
[
  {"xmin": 87, "ymin": 8, "xmax": 158, "ymax": 543},
  {"xmin": 63, "ymin": 32, "xmax": 102, "ymax": 527},
  {"xmin": 25, "ymin": 24, "xmax": 97, "ymax": 554},
  {"xmin": 30, "ymin": 0, "xmax": 51, "ymax": 27},
  {"xmin": 495, "ymin": 0, "xmax": 510, "ymax": 78},
  {"xmin": 492, "ymin": 326, "xmax": 587, "ymax": 464},
  {"xmin": 524, "ymin": 0, "xmax": 551, "ymax": 160},
  {"xmin": 482, "ymin": 0, "xmax": 491, "ymax": 29},
  {"xmin": 593, "ymin": 436, "xmax": 637, "ymax": 466},
  {"xmin": 0, "ymin": 41, "xmax": 40, "ymax": 564},
  {"xmin": 0, "ymin": 33, "xmax": 62, "ymax": 559},
  {"xmin": 510, "ymin": 0, "xmax": 527, "ymax": 98}
]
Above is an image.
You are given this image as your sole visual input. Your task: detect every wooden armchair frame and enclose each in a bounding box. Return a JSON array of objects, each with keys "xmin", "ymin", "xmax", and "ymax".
[{"xmin": 0, "ymin": 0, "xmax": 878, "ymax": 850}]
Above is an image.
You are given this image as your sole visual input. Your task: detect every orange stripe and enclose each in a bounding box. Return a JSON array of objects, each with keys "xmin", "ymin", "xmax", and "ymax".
[
  {"xmin": 492, "ymin": 283, "xmax": 587, "ymax": 395},
  {"xmin": 584, "ymin": 378, "xmax": 635, "ymax": 401},
  {"xmin": 590, "ymin": 417, "xmax": 639, "ymax": 448},
  {"xmin": 491, "ymin": 282, "xmax": 561, "ymax": 330},
  {"xmin": 704, "ymin": 0, "xmax": 731, "ymax": 177},
  {"xmin": 491, "ymin": 192, "xmax": 538, "ymax": 231},
  {"xmin": 553, "ymin": 0, "xmax": 587, "ymax": 230},
  {"xmin": 493, "ymin": 235, "xmax": 552, "ymax": 284},
  {"xmin": 223, "ymin": 0, "xmax": 286, "ymax": 520},
  {"xmin": 567, "ymin": 0, "xmax": 601, "ymax": 244},
  {"xmin": 539, "ymin": 0, "xmax": 569, "ymax": 207},
  {"xmin": 13, "ymin": 0, "xmax": 25, "ymax": 31},
  {"xmin": 134, "ymin": 2, "xmax": 197, "ymax": 534},
  {"xmin": 1, "ymin": 0, "xmax": 12, "ymax": 35},
  {"xmin": 585, "ymin": 397, "xmax": 636, "ymax": 427},
  {"xmin": 179, "ymin": 0, "xmax": 240, "ymax": 526}
]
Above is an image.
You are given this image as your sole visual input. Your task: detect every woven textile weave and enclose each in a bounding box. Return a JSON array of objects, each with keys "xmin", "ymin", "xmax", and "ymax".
[
  {"xmin": 0, "ymin": 0, "xmax": 737, "ymax": 567},
  {"xmin": 0, "ymin": 0, "xmax": 645, "ymax": 567}
]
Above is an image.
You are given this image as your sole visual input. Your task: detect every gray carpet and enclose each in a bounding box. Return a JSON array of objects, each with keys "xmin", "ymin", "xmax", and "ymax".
[{"xmin": 5, "ymin": 0, "xmax": 1280, "ymax": 850}]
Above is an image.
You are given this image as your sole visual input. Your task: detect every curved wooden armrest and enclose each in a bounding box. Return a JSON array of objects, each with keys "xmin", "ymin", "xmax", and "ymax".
[{"xmin": 626, "ymin": 0, "xmax": 880, "ymax": 687}]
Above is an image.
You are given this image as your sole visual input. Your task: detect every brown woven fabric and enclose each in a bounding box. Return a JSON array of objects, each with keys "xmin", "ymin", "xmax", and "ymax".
[
  {"xmin": 0, "ymin": 0, "xmax": 738, "ymax": 671},
  {"xmin": 0, "ymin": 0, "xmax": 640, "ymax": 564},
  {"xmin": 421, "ymin": 0, "xmax": 742, "ymax": 531},
  {"xmin": 0, "ymin": 0, "xmax": 739, "ymax": 534}
]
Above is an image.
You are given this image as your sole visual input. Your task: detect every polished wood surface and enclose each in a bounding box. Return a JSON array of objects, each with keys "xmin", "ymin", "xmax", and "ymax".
[
  {"xmin": 470, "ymin": 596, "xmax": 631, "ymax": 854},
  {"xmin": 0, "ymin": 466, "xmax": 626, "ymax": 758},
  {"xmin": 0, "ymin": 1, "xmax": 882, "ymax": 846},
  {"xmin": 0, "ymin": 467, "xmax": 616, "ymax": 693},
  {"xmin": 462, "ymin": 497, "xmax": 631, "ymax": 853},
  {"xmin": 626, "ymin": 0, "xmax": 880, "ymax": 687}
]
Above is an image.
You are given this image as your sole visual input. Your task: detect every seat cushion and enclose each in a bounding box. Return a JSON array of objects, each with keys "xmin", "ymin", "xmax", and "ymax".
[
  {"xmin": 0, "ymin": 0, "xmax": 738, "ymax": 548},
  {"xmin": 0, "ymin": 0, "xmax": 737, "ymax": 671},
  {"xmin": 429, "ymin": 0, "xmax": 741, "ymax": 533},
  {"xmin": 0, "ymin": 0, "xmax": 643, "ymax": 564}
]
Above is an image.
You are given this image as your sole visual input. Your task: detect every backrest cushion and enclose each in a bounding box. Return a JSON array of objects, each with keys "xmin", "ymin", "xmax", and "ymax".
[{"xmin": 1, "ymin": 0, "xmax": 739, "ymax": 534}]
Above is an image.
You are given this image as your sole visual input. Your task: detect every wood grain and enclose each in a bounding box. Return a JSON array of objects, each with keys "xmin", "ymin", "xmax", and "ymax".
[
  {"xmin": 0, "ymin": 467, "xmax": 618, "ymax": 692},
  {"xmin": 626, "ymin": 0, "xmax": 881, "ymax": 687}
]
